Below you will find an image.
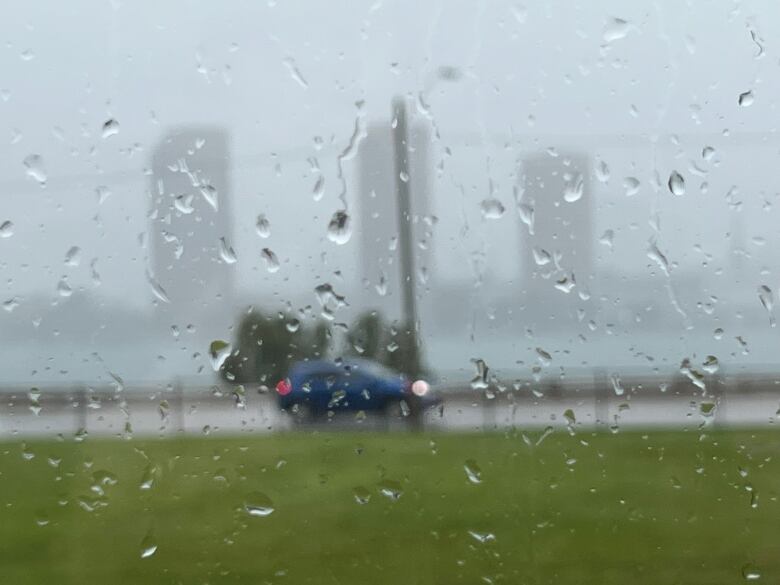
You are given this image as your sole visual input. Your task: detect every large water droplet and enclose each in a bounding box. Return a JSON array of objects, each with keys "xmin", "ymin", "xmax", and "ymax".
[
  {"xmin": 738, "ymin": 90, "xmax": 754, "ymax": 107},
  {"xmin": 668, "ymin": 171, "xmax": 685, "ymax": 196},
  {"xmin": 327, "ymin": 210, "xmax": 351, "ymax": 245},
  {"xmin": 480, "ymin": 198, "xmax": 505, "ymax": 219},
  {"xmin": 23, "ymin": 154, "xmax": 46, "ymax": 185},
  {"xmin": 261, "ymin": 248, "xmax": 280, "ymax": 273},
  {"xmin": 244, "ymin": 492, "xmax": 275, "ymax": 517},
  {"xmin": 102, "ymin": 118, "xmax": 120, "ymax": 139},
  {"xmin": 0, "ymin": 221, "xmax": 14, "ymax": 238}
]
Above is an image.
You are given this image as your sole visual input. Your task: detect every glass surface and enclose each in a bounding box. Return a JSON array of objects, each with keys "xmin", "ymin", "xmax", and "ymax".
[{"xmin": 1, "ymin": 2, "xmax": 780, "ymax": 583}]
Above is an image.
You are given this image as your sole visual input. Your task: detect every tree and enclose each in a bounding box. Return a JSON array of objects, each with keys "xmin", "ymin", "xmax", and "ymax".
[{"xmin": 220, "ymin": 310, "xmax": 329, "ymax": 385}]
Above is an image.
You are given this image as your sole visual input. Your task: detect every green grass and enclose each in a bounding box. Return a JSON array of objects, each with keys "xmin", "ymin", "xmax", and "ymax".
[{"xmin": 1, "ymin": 428, "xmax": 778, "ymax": 584}]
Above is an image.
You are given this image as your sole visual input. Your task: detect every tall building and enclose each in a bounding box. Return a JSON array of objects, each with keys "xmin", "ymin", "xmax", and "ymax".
[
  {"xmin": 518, "ymin": 152, "xmax": 593, "ymax": 326},
  {"xmin": 355, "ymin": 122, "xmax": 432, "ymax": 321},
  {"xmin": 149, "ymin": 127, "xmax": 234, "ymax": 337}
]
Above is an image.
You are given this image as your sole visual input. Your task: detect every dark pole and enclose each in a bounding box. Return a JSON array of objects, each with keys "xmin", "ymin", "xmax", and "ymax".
[{"xmin": 391, "ymin": 96, "xmax": 420, "ymax": 378}]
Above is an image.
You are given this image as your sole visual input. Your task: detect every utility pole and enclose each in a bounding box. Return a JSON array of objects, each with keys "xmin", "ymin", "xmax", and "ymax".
[{"xmin": 391, "ymin": 96, "xmax": 420, "ymax": 378}]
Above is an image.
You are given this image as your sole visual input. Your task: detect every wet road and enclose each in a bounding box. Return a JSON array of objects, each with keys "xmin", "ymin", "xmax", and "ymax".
[{"xmin": 1, "ymin": 388, "xmax": 778, "ymax": 439}]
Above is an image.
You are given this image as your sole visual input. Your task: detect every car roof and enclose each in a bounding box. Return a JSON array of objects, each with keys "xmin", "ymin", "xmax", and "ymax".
[{"xmin": 290, "ymin": 358, "xmax": 400, "ymax": 378}]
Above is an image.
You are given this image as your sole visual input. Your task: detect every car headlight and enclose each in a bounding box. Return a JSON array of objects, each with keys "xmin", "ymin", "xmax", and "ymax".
[{"xmin": 411, "ymin": 380, "xmax": 430, "ymax": 397}]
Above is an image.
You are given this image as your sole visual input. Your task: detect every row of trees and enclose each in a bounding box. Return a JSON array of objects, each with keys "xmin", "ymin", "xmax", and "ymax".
[{"xmin": 220, "ymin": 309, "xmax": 424, "ymax": 385}]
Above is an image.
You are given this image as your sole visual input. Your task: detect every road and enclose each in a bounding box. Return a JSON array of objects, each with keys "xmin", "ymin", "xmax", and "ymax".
[{"xmin": 1, "ymin": 387, "xmax": 779, "ymax": 439}]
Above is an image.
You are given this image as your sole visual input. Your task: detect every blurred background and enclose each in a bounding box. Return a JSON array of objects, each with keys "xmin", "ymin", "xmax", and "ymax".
[{"xmin": 2, "ymin": 2, "xmax": 780, "ymax": 583}]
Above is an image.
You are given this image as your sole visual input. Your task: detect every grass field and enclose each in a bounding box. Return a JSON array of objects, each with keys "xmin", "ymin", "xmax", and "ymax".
[{"xmin": 1, "ymin": 428, "xmax": 778, "ymax": 584}]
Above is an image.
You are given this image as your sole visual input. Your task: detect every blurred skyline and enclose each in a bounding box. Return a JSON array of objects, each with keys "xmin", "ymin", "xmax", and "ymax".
[{"xmin": 1, "ymin": 0, "xmax": 780, "ymax": 382}]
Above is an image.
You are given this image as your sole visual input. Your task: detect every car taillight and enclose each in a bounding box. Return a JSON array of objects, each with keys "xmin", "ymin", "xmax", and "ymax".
[{"xmin": 275, "ymin": 379, "xmax": 292, "ymax": 396}]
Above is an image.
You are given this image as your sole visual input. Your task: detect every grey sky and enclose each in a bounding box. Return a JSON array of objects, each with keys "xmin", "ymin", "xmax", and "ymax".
[{"xmin": 1, "ymin": 0, "xmax": 779, "ymax": 382}]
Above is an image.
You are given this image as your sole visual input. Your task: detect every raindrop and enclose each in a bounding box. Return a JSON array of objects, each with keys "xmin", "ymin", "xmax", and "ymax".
[
  {"xmin": 702, "ymin": 146, "xmax": 716, "ymax": 161},
  {"xmin": 312, "ymin": 175, "xmax": 325, "ymax": 201},
  {"xmin": 200, "ymin": 184, "xmax": 218, "ymax": 211},
  {"xmin": 602, "ymin": 17, "xmax": 631, "ymax": 43},
  {"xmin": 261, "ymin": 248, "xmax": 280, "ymax": 273},
  {"xmin": 327, "ymin": 210, "xmax": 351, "ymax": 245},
  {"xmin": 563, "ymin": 174, "xmax": 584, "ymax": 203},
  {"xmin": 57, "ymin": 279, "xmax": 73, "ymax": 297},
  {"xmin": 464, "ymin": 460, "xmax": 482, "ymax": 484},
  {"xmin": 139, "ymin": 464, "xmax": 157, "ymax": 490},
  {"xmin": 536, "ymin": 347, "xmax": 552, "ymax": 366},
  {"xmin": 95, "ymin": 185, "xmax": 111, "ymax": 205},
  {"xmin": 244, "ymin": 491, "xmax": 275, "ymax": 517},
  {"xmin": 738, "ymin": 90, "xmax": 754, "ymax": 107},
  {"xmin": 209, "ymin": 340, "xmax": 231, "ymax": 371},
  {"xmin": 757, "ymin": 285, "xmax": 775, "ymax": 327},
  {"xmin": 480, "ymin": 198, "xmax": 505, "ymax": 219},
  {"xmin": 218, "ymin": 237, "xmax": 237, "ymax": 264},
  {"xmin": 468, "ymin": 530, "xmax": 496, "ymax": 543},
  {"xmin": 623, "ymin": 177, "xmax": 640, "ymax": 197},
  {"xmin": 352, "ymin": 486, "xmax": 371, "ymax": 504},
  {"xmin": 3, "ymin": 298, "xmax": 19, "ymax": 312},
  {"xmin": 599, "ymin": 229, "xmax": 614, "ymax": 249},
  {"xmin": 563, "ymin": 408, "xmax": 576, "ymax": 425},
  {"xmin": 668, "ymin": 171, "xmax": 685, "ymax": 196},
  {"xmin": 399, "ymin": 171, "xmax": 409, "ymax": 183},
  {"xmin": 256, "ymin": 214, "xmax": 271, "ymax": 238},
  {"xmin": 286, "ymin": 319, "xmax": 300, "ymax": 333},
  {"xmin": 0, "ymin": 221, "xmax": 14, "ymax": 238},
  {"xmin": 64, "ymin": 246, "xmax": 81, "ymax": 267},
  {"xmin": 283, "ymin": 57, "xmax": 308, "ymax": 89},
  {"xmin": 595, "ymin": 159, "xmax": 610, "ymax": 183},
  {"xmin": 20, "ymin": 49, "xmax": 34, "ymax": 61},
  {"xmin": 610, "ymin": 373, "xmax": 625, "ymax": 396},
  {"xmin": 741, "ymin": 564, "xmax": 761, "ymax": 581},
  {"xmin": 147, "ymin": 273, "xmax": 170, "ymax": 303},
  {"xmin": 173, "ymin": 194, "xmax": 194, "ymax": 214},
  {"xmin": 23, "ymin": 154, "xmax": 46, "ymax": 185},
  {"xmin": 102, "ymin": 118, "xmax": 120, "ymax": 139},
  {"xmin": 713, "ymin": 328, "xmax": 724, "ymax": 340},
  {"xmin": 647, "ymin": 242, "xmax": 670, "ymax": 276},
  {"xmin": 140, "ymin": 532, "xmax": 157, "ymax": 559},
  {"xmin": 702, "ymin": 355, "xmax": 719, "ymax": 374},
  {"xmin": 377, "ymin": 479, "xmax": 404, "ymax": 501}
]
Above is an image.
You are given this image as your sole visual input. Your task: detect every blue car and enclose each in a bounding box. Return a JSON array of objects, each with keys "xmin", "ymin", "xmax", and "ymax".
[{"xmin": 274, "ymin": 358, "xmax": 438, "ymax": 421}]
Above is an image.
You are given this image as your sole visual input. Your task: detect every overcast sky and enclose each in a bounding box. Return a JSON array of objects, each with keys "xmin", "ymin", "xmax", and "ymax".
[{"xmin": 1, "ymin": 0, "xmax": 780, "ymax": 382}]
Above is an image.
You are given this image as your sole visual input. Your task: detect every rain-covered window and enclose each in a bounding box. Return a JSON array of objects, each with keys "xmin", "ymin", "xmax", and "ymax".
[{"xmin": 2, "ymin": 2, "xmax": 779, "ymax": 583}]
